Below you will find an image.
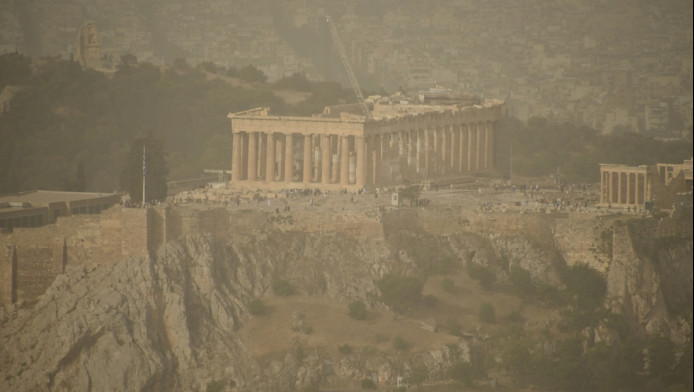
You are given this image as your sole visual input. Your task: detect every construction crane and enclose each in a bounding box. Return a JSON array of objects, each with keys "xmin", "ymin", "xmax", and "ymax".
[{"xmin": 325, "ymin": 15, "xmax": 373, "ymax": 121}]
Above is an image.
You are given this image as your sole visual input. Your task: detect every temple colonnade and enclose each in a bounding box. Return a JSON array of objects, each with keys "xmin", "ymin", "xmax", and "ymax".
[
  {"xmin": 599, "ymin": 164, "xmax": 653, "ymax": 206},
  {"xmin": 228, "ymin": 105, "xmax": 503, "ymax": 189}
]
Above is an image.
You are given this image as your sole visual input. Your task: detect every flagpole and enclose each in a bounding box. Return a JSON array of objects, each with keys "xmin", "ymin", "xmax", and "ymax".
[{"xmin": 142, "ymin": 144, "xmax": 146, "ymax": 207}]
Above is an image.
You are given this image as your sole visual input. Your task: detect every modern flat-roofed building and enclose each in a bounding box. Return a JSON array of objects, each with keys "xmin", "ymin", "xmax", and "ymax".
[{"xmin": 0, "ymin": 190, "xmax": 121, "ymax": 231}]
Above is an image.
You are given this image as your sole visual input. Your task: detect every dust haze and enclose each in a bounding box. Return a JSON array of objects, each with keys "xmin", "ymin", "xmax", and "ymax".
[{"xmin": 0, "ymin": 1, "xmax": 692, "ymax": 391}]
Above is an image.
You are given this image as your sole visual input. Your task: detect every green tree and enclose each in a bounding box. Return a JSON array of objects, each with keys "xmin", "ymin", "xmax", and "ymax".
[
  {"xmin": 393, "ymin": 336, "xmax": 410, "ymax": 351},
  {"xmin": 449, "ymin": 361, "xmax": 486, "ymax": 386},
  {"xmin": 408, "ymin": 365, "xmax": 428, "ymax": 386},
  {"xmin": 562, "ymin": 263, "xmax": 606, "ymax": 310},
  {"xmin": 120, "ymin": 134, "xmax": 168, "ymax": 203},
  {"xmin": 375, "ymin": 274, "xmax": 423, "ymax": 313},
  {"xmin": 479, "ymin": 302, "xmax": 496, "ymax": 323},
  {"xmin": 0, "ymin": 52, "xmax": 32, "ymax": 90},
  {"xmin": 273, "ymin": 72, "xmax": 312, "ymax": 91},
  {"xmin": 272, "ymin": 279, "xmax": 295, "ymax": 296},
  {"xmin": 360, "ymin": 378, "xmax": 377, "ymax": 390},
  {"xmin": 510, "ymin": 266, "xmax": 535, "ymax": 297},
  {"xmin": 237, "ymin": 65, "xmax": 267, "ymax": 83},
  {"xmin": 348, "ymin": 300, "xmax": 367, "ymax": 320},
  {"xmin": 647, "ymin": 335, "xmax": 676, "ymax": 383},
  {"xmin": 247, "ymin": 298, "xmax": 268, "ymax": 315}
]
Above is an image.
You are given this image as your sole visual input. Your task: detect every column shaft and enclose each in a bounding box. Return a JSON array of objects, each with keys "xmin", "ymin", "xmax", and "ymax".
[
  {"xmin": 232, "ymin": 132, "xmax": 242, "ymax": 182},
  {"xmin": 321, "ymin": 134, "xmax": 331, "ymax": 185},
  {"xmin": 459, "ymin": 124, "xmax": 466, "ymax": 171},
  {"xmin": 467, "ymin": 124, "xmax": 476, "ymax": 171},
  {"xmin": 356, "ymin": 136, "xmax": 366, "ymax": 188},
  {"xmin": 284, "ymin": 133, "xmax": 293, "ymax": 182},
  {"xmin": 303, "ymin": 135, "xmax": 312, "ymax": 183},
  {"xmin": 340, "ymin": 136, "xmax": 350, "ymax": 186},
  {"xmin": 247, "ymin": 131, "xmax": 257, "ymax": 181},
  {"xmin": 476, "ymin": 123, "xmax": 482, "ymax": 170},
  {"xmin": 486, "ymin": 122, "xmax": 494, "ymax": 169},
  {"xmin": 266, "ymin": 133, "xmax": 275, "ymax": 182}
]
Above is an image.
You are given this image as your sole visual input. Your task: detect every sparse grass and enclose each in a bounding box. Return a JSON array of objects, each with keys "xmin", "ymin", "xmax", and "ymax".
[
  {"xmin": 445, "ymin": 318, "xmax": 463, "ymax": 337},
  {"xmin": 374, "ymin": 334, "xmax": 388, "ymax": 343},
  {"xmin": 442, "ymin": 278, "xmax": 456, "ymax": 293},
  {"xmin": 248, "ymin": 298, "xmax": 268, "ymax": 315},
  {"xmin": 338, "ymin": 344, "xmax": 353, "ymax": 355},
  {"xmin": 393, "ymin": 336, "xmax": 410, "ymax": 351},
  {"xmin": 205, "ymin": 380, "xmax": 226, "ymax": 392}
]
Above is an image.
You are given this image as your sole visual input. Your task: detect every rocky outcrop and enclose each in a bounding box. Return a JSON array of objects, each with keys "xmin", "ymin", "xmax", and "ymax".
[
  {"xmin": 1, "ymin": 207, "xmax": 691, "ymax": 391},
  {"xmin": 0, "ymin": 236, "xmax": 260, "ymax": 392},
  {"xmin": 606, "ymin": 219, "xmax": 693, "ymax": 343}
]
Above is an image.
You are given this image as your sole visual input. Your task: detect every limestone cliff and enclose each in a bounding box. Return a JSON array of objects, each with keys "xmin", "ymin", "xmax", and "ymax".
[
  {"xmin": 0, "ymin": 236, "xmax": 262, "ymax": 391},
  {"xmin": 1, "ymin": 207, "xmax": 691, "ymax": 391}
]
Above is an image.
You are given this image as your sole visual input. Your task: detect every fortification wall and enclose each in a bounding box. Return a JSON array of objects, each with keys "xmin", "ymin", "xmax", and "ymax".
[
  {"xmin": 552, "ymin": 214, "xmax": 614, "ymax": 272},
  {"xmin": 0, "ymin": 205, "xmax": 148, "ymax": 305}
]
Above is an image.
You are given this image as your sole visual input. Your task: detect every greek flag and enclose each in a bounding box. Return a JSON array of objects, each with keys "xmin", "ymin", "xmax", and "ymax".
[{"xmin": 143, "ymin": 144, "xmax": 147, "ymax": 176}]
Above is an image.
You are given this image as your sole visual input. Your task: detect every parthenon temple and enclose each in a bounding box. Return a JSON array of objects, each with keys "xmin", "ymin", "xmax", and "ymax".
[{"xmin": 227, "ymin": 98, "xmax": 504, "ymax": 190}]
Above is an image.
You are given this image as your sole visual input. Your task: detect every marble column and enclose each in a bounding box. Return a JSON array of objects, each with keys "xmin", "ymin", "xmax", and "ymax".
[
  {"xmin": 450, "ymin": 125, "xmax": 457, "ymax": 173},
  {"xmin": 247, "ymin": 131, "xmax": 257, "ymax": 181},
  {"xmin": 321, "ymin": 134, "xmax": 331, "ymax": 185},
  {"xmin": 232, "ymin": 132, "xmax": 242, "ymax": 182},
  {"xmin": 284, "ymin": 133, "xmax": 293, "ymax": 182},
  {"xmin": 303, "ymin": 134, "xmax": 312, "ymax": 183},
  {"xmin": 459, "ymin": 124, "xmax": 467, "ymax": 172},
  {"xmin": 257, "ymin": 132, "xmax": 265, "ymax": 179},
  {"xmin": 356, "ymin": 136, "xmax": 365, "ymax": 188},
  {"xmin": 399, "ymin": 131, "xmax": 407, "ymax": 177},
  {"xmin": 372, "ymin": 135, "xmax": 381, "ymax": 185},
  {"xmin": 476, "ymin": 122, "xmax": 482, "ymax": 170},
  {"xmin": 266, "ymin": 132, "xmax": 275, "ymax": 182},
  {"xmin": 425, "ymin": 129, "xmax": 432, "ymax": 177},
  {"xmin": 486, "ymin": 121, "xmax": 494, "ymax": 169},
  {"xmin": 467, "ymin": 125, "xmax": 475, "ymax": 171},
  {"xmin": 341, "ymin": 136, "xmax": 350, "ymax": 186}
]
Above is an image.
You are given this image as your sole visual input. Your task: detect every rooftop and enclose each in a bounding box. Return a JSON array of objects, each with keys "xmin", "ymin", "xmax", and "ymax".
[{"xmin": 0, "ymin": 190, "xmax": 121, "ymax": 208}]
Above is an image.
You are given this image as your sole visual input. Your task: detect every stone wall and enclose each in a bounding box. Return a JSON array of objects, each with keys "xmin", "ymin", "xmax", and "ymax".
[
  {"xmin": 0, "ymin": 205, "xmax": 148, "ymax": 305},
  {"xmin": 552, "ymin": 214, "xmax": 614, "ymax": 272}
]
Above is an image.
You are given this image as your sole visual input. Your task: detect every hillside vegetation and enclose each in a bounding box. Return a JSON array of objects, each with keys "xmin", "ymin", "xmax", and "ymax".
[{"xmin": 0, "ymin": 52, "xmax": 690, "ymax": 194}]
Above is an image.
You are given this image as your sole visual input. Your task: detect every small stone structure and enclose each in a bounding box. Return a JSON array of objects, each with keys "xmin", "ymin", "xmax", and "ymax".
[{"xmin": 227, "ymin": 99, "xmax": 504, "ymax": 190}]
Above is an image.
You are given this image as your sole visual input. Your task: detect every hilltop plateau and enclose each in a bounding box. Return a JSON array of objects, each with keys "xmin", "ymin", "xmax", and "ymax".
[{"xmin": 1, "ymin": 186, "xmax": 691, "ymax": 391}]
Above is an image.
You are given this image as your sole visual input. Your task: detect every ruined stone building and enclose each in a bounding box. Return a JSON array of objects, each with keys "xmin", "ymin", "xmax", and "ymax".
[
  {"xmin": 599, "ymin": 158, "xmax": 693, "ymax": 209},
  {"xmin": 77, "ymin": 22, "xmax": 101, "ymax": 68},
  {"xmin": 228, "ymin": 98, "xmax": 504, "ymax": 190}
]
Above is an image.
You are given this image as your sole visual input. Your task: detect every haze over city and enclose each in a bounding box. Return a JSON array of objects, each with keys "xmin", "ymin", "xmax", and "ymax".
[{"xmin": 0, "ymin": 1, "xmax": 692, "ymax": 391}]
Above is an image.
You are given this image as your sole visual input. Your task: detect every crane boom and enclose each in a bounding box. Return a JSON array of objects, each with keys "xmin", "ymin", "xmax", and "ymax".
[{"xmin": 325, "ymin": 16, "xmax": 373, "ymax": 121}]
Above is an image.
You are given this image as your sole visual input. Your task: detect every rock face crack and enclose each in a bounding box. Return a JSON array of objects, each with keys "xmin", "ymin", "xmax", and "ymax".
[{"xmin": 48, "ymin": 329, "xmax": 105, "ymax": 389}]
